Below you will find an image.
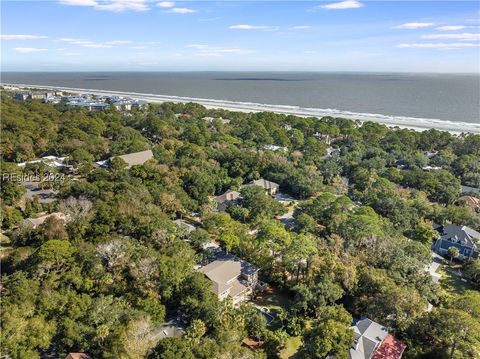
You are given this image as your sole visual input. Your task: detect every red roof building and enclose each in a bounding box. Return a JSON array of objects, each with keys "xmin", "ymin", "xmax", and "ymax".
[
  {"xmin": 371, "ymin": 334, "xmax": 406, "ymax": 359},
  {"xmin": 65, "ymin": 353, "xmax": 92, "ymax": 359}
]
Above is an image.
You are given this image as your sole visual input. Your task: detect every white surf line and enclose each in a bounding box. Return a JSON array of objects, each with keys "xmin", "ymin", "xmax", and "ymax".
[{"xmin": 3, "ymin": 83, "xmax": 480, "ymax": 134}]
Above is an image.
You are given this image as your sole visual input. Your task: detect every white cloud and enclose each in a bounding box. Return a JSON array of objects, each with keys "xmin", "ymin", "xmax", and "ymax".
[
  {"xmin": 187, "ymin": 44, "xmax": 209, "ymax": 49},
  {"xmin": 397, "ymin": 42, "xmax": 479, "ymax": 49},
  {"xmin": 187, "ymin": 44, "xmax": 253, "ymax": 56},
  {"xmin": 165, "ymin": 7, "xmax": 196, "ymax": 14},
  {"xmin": 157, "ymin": 1, "xmax": 174, "ymax": 7},
  {"xmin": 59, "ymin": 0, "xmax": 97, "ymax": 6},
  {"xmin": 436, "ymin": 25, "xmax": 466, "ymax": 31},
  {"xmin": 14, "ymin": 47, "xmax": 48, "ymax": 53},
  {"xmin": 104, "ymin": 40, "xmax": 133, "ymax": 45},
  {"xmin": 394, "ymin": 22, "xmax": 435, "ymax": 29},
  {"xmin": 130, "ymin": 45, "xmax": 147, "ymax": 49},
  {"xmin": 303, "ymin": 50, "xmax": 318, "ymax": 54},
  {"xmin": 57, "ymin": 38, "xmax": 113, "ymax": 48},
  {"xmin": 319, "ymin": 0, "xmax": 364, "ymax": 10},
  {"xmin": 229, "ymin": 24, "xmax": 277, "ymax": 31},
  {"xmin": 59, "ymin": 0, "xmax": 149, "ymax": 12},
  {"xmin": 128, "ymin": 61, "xmax": 160, "ymax": 66},
  {"xmin": 96, "ymin": 0, "xmax": 149, "ymax": 12},
  {"xmin": 421, "ymin": 33, "xmax": 480, "ymax": 41},
  {"xmin": 64, "ymin": 52, "xmax": 82, "ymax": 56},
  {"xmin": 1, "ymin": 34, "xmax": 48, "ymax": 40},
  {"xmin": 197, "ymin": 53, "xmax": 222, "ymax": 57},
  {"xmin": 293, "ymin": 26, "xmax": 312, "ymax": 30}
]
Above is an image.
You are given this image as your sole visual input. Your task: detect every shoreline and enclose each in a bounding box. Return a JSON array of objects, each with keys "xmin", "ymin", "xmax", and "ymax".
[{"xmin": 3, "ymin": 83, "xmax": 479, "ymax": 134}]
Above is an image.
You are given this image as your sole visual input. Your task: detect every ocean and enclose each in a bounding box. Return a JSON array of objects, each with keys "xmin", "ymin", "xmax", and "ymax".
[{"xmin": 2, "ymin": 72, "xmax": 479, "ymax": 125}]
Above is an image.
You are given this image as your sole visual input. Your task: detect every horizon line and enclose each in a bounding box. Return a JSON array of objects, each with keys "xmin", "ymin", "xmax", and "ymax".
[{"xmin": 1, "ymin": 70, "xmax": 479, "ymax": 75}]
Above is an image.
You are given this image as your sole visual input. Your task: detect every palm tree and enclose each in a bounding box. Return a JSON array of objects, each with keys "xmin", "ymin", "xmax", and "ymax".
[{"xmin": 447, "ymin": 246, "xmax": 460, "ymax": 265}]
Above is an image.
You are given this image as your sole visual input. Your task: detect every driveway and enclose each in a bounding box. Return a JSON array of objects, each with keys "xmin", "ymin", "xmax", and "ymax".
[{"xmin": 426, "ymin": 252, "xmax": 443, "ymax": 283}]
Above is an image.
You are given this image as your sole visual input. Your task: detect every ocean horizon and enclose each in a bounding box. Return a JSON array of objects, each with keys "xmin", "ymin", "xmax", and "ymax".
[{"xmin": 2, "ymin": 71, "xmax": 479, "ymax": 126}]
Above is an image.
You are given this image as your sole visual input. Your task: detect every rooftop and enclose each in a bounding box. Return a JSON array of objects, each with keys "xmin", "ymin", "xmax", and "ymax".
[
  {"xmin": 116, "ymin": 149, "xmax": 154, "ymax": 168},
  {"xmin": 349, "ymin": 318, "xmax": 389, "ymax": 359},
  {"xmin": 23, "ymin": 212, "xmax": 67, "ymax": 229},
  {"xmin": 459, "ymin": 196, "xmax": 480, "ymax": 209},
  {"xmin": 65, "ymin": 353, "xmax": 92, "ymax": 359},
  {"xmin": 250, "ymin": 178, "xmax": 279, "ymax": 190},
  {"xmin": 436, "ymin": 224, "xmax": 480, "ymax": 249},
  {"xmin": 198, "ymin": 254, "xmax": 258, "ymax": 296},
  {"xmin": 215, "ymin": 189, "xmax": 241, "ymax": 204},
  {"xmin": 371, "ymin": 335, "xmax": 406, "ymax": 359}
]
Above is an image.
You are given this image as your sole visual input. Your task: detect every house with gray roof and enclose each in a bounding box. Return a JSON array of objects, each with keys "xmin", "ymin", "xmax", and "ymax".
[
  {"xmin": 22, "ymin": 212, "xmax": 67, "ymax": 229},
  {"xmin": 215, "ymin": 189, "xmax": 241, "ymax": 211},
  {"xmin": 174, "ymin": 219, "xmax": 197, "ymax": 237},
  {"xmin": 114, "ymin": 150, "xmax": 154, "ymax": 168},
  {"xmin": 198, "ymin": 255, "xmax": 258, "ymax": 305},
  {"xmin": 349, "ymin": 318, "xmax": 406, "ymax": 359},
  {"xmin": 433, "ymin": 224, "xmax": 479, "ymax": 260},
  {"xmin": 247, "ymin": 178, "xmax": 279, "ymax": 196}
]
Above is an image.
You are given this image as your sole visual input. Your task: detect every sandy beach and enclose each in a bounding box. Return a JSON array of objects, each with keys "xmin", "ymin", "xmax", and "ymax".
[{"xmin": 4, "ymin": 83, "xmax": 480, "ymax": 134}]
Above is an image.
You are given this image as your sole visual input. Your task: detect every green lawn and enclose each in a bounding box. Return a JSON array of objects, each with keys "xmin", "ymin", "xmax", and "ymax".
[
  {"xmin": 253, "ymin": 291, "xmax": 292, "ymax": 310},
  {"xmin": 280, "ymin": 336, "xmax": 302, "ymax": 359},
  {"xmin": 438, "ymin": 267, "xmax": 475, "ymax": 294}
]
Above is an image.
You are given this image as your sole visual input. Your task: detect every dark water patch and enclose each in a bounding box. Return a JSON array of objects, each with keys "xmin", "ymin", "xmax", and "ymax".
[{"xmin": 214, "ymin": 77, "xmax": 307, "ymax": 82}]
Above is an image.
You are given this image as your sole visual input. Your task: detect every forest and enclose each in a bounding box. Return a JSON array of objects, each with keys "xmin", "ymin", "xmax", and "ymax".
[{"xmin": 1, "ymin": 92, "xmax": 480, "ymax": 359}]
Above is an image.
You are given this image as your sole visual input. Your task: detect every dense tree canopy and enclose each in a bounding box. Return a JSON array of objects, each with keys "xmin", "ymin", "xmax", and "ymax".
[{"xmin": 1, "ymin": 93, "xmax": 479, "ymax": 358}]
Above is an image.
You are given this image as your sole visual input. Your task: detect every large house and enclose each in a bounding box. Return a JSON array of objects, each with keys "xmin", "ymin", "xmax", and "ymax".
[
  {"xmin": 247, "ymin": 178, "xmax": 279, "ymax": 196},
  {"xmin": 349, "ymin": 318, "xmax": 406, "ymax": 359},
  {"xmin": 116, "ymin": 150, "xmax": 154, "ymax": 168},
  {"xmin": 22, "ymin": 212, "xmax": 67, "ymax": 229},
  {"xmin": 97, "ymin": 150, "xmax": 154, "ymax": 169},
  {"xmin": 198, "ymin": 255, "xmax": 259, "ymax": 305},
  {"xmin": 215, "ymin": 190, "xmax": 241, "ymax": 211},
  {"xmin": 18, "ymin": 155, "xmax": 72, "ymax": 171},
  {"xmin": 433, "ymin": 224, "xmax": 479, "ymax": 260}
]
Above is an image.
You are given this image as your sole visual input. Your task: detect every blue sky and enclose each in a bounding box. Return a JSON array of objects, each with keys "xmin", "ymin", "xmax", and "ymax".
[{"xmin": 1, "ymin": 0, "xmax": 479, "ymax": 72}]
